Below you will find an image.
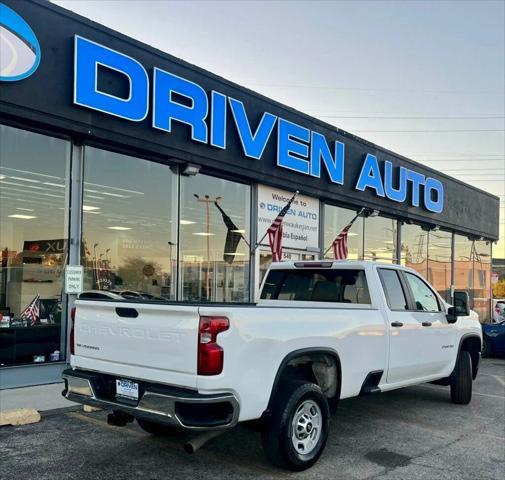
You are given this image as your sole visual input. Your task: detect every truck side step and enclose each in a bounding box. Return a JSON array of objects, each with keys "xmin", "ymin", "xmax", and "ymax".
[{"xmin": 359, "ymin": 371, "xmax": 384, "ymax": 395}]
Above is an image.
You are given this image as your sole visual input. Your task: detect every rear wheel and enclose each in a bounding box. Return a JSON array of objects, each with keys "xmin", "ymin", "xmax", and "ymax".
[
  {"xmin": 450, "ymin": 350, "xmax": 472, "ymax": 404},
  {"xmin": 261, "ymin": 381, "xmax": 329, "ymax": 471},
  {"xmin": 136, "ymin": 418, "xmax": 179, "ymax": 436}
]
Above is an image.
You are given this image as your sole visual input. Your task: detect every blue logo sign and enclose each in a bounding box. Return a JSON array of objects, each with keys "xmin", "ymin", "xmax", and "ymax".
[
  {"xmin": 73, "ymin": 36, "xmax": 445, "ymax": 213},
  {"xmin": 0, "ymin": 3, "xmax": 41, "ymax": 81}
]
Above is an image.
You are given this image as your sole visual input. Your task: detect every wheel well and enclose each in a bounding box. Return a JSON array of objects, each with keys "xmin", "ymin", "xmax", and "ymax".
[
  {"xmin": 461, "ymin": 336, "xmax": 481, "ymax": 380},
  {"xmin": 268, "ymin": 350, "xmax": 341, "ymax": 409}
]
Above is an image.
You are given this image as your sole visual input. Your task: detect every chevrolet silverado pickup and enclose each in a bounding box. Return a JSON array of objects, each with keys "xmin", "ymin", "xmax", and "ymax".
[{"xmin": 62, "ymin": 261, "xmax": 482, "ymax": 471}]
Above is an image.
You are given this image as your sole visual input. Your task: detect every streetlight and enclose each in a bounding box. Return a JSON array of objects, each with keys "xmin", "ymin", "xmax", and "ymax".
[{"xmin": 194, "ymin": 194, "xmax": 222, "ymax": 300}]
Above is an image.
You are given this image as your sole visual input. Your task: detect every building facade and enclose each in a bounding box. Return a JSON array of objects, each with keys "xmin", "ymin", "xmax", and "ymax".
[{"xmin": 0, "ymin": 0, "xmax": 500, "ymax": 388}]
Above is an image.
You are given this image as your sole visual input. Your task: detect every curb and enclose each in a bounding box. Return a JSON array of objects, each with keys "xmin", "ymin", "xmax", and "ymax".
[{"xmin": 0, "ymin": 408, "xmax": 41, "ymax": 426}]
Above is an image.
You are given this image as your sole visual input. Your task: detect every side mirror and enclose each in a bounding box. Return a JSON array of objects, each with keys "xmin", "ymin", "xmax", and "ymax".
[{"xmin": 447, "ymin": 291, "xmax": 470, "ymax": 323}]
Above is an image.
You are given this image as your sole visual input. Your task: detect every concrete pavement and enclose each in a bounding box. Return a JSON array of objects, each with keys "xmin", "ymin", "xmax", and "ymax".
[{"xmin": 0, "ymin": 358, "xmax": 503, "ymax": 479}]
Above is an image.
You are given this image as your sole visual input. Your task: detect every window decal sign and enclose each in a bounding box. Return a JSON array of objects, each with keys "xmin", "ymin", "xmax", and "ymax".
[
  {"xmin": 73, "ymin": 35, "xmax": 444, "ymax": 214},
  {"xmin": 257, "ymin": 185, "xmax": 319, "ymax": 250},
  {"xmin": 0, "ymin": 2, "xmax": 41, "ymax": 81}
]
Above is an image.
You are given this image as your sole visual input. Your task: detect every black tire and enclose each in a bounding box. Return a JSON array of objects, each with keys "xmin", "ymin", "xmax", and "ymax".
[
  {"xmin": 482, "ymin": 336, "xmax": 492, "ymax": 358},
  {"xmin": 261, "ymin": 381, "xmax": 330, "ymax": 471},
  {"xmin": 450, "ymin": 350, "xmax": 472, "ymax": 404},
  {"xmin": 136, "ymin": 418, "xmax": 179, "ymax": 436}
]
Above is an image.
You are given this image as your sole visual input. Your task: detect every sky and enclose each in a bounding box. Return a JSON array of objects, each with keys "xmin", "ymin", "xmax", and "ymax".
[{"xmin": 54, "ymin": 0, "xmax": 505, "ymax": 258}]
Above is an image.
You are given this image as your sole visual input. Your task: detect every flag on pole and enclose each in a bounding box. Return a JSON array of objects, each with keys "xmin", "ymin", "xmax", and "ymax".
[
  {"xmin": 331, "ymin": 223, "xmax": 353, "ymax": 260},
  {"xmin": 20, "ymin": 295, "xmax": 40, "ymax": 326},
  {"xmin": 214, "ymin": 202, "xmax": 243, "ymax": 264},
  {"xmin": 325, "ymin": 208, "xmax": 365, "ymax": 260},
  {"xmin": 267, "ymin": 191, "xmax": 298, "ymax": 262}
]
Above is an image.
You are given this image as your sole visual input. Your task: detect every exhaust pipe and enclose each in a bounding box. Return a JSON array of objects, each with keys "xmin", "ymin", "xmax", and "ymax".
[{"xmin": 183, "ymin": 430, "xmax": 224, "ymax": 454}]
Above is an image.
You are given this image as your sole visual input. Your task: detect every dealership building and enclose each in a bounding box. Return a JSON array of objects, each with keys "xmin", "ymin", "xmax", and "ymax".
[{"xmin": 0, "ymin": 0, "xmax": 500, "ymax": 388}]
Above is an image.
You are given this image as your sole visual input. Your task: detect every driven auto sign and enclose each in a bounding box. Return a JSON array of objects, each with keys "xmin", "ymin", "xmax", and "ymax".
[{"xmin": 73, "ymin": 36, "xmax": 444, "ymax": 214}]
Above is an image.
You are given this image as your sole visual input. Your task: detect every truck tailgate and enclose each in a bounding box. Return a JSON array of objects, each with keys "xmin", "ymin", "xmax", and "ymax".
[{"xmin": 72, "ymin": 300, "xmax": 200, "ymax": 388}]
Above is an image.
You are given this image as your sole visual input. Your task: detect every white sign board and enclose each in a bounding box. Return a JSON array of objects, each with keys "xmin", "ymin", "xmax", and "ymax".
[
  {"xmin": 257, "ymin": 185, "xmax": 319, "ymax": 250},
  {"xmin": 65, "ymin": 265, "xmax": 84, "ymax": 294}
]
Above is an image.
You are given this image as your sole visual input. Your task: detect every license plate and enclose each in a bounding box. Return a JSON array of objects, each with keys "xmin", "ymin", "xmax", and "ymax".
[{"xmin": 116, "ymin": 378, "xmax": 139, "ymax": 400}]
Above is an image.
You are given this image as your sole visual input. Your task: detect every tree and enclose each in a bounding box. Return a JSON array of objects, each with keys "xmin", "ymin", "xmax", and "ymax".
[{"xmin": 493, "ymin": 280, "xmax": 505, "ymax": 298}]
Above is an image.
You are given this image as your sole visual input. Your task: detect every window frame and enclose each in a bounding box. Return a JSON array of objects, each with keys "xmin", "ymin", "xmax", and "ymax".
[{"xmin": 377, "ymin": 268, "xmax": 409, "ymax": 312}]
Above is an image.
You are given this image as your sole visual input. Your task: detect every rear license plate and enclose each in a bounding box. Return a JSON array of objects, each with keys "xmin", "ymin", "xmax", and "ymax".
[{"xmin": 116, "ymin": 378, "xmax": 139, "ymax": 400}]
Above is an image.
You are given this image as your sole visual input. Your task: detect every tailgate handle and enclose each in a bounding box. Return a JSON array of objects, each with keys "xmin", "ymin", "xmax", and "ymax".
[{"xmin": 115, "ymin": 307, "xmax": 139, "ymax": 318}]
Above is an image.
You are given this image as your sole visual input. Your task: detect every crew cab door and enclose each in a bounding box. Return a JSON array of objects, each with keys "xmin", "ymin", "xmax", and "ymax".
[{"xmin": 378, "ymin": 268, "xmax": 456, "ymax": 384}]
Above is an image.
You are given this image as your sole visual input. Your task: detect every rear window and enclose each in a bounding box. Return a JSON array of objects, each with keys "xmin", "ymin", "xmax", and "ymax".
[{"xmin": 260, "ymin": 269, "xmax": 371, "ymax": 304}]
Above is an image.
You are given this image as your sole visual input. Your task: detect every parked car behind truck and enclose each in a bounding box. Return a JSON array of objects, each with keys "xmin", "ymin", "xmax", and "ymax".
[{"xmin": 63, "ymin": 261, "xmax": 482, "ymax": 471}]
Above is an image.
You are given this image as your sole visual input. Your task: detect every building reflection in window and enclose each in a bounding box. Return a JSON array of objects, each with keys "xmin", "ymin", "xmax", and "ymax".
[
  {"xmin": 401, "ymin": 224, "xmax": 452, "ymax": 301},
  {"xmin": 81, "ymin": 147, "xmax": 178, "ymax": 299},
  {"xmin": 179, "ymin": 174, "xmax": 250, "ymax": 302},
  {"xmin": 0, "ymin": 124, "xmax": 70, "ymax": 366},
  {"xmin": 364, "ymin": 215, "xmax": 397, "ymax": 263},
  {"xmin": 323, "ymin": 205, "xmax": 363, "ymax": 260},
  {"xmin": 473, "ymin": 240, "xmax": 492, "ymax": 322},
  {"xmin": 400, "ymin": 223, "xmax": 428, "ymax": 277},
  {"xmin": 454, "ymin": 234, "xmax": 492, "ymax": 322},
  {"xmin": 427, "ymin": 230, "xmax": 452, "ymax": 301}
]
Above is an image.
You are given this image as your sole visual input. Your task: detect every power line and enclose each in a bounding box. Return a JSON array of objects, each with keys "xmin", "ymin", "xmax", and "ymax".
[
  {"xmin": 405, "ymin": 152, "xmax": 504, "ymax": 156},
  {"xmin": 441, "ymin": 169, "xmax": 505, "ymax": 172},
  {"xmin": 317, "ymin": 115, "xmax": 505, "ymax": 120},
  {"xmin": 417, "ymin": 157, "xmax": 505, "ymax": 163},
  {"xmin": 244, "ymin": 82, "xmax": 504, "ymax": 95},
  {"xmin": 352, "ymin": 129, "xmax": 503, "ymax": 133}
]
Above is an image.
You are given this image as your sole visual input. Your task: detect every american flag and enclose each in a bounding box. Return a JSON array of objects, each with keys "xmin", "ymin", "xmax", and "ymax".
[
  {"xmin": 332, "ymin": 223, "xmax": 353, "ymax": 260},
  {"xmin": 20, "ymin": 295, "xmax": 40, "ymax": 326},
  {"xmin": 267, "ymin": 192, "xmax": 298, "ymax": 262},
  {"xmin": 331, "ymin": 210, "xmax": 364, "ymax": 260},
  {"xmin": 215, "ymin": 202, "xmax": 243, "ymax": 264}
]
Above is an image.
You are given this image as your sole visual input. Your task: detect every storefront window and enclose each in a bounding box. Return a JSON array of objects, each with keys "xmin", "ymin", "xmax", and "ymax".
[
  {"xmin": 400, "ymin": 223, "xmax": 428, "ymax": 277},
  {"xmin": 0, "ymin": 125, "xmax": 70, "ymax": 367},
  {"xmin": 364, "ymin": 216, "xmax": 397, "ymax": 263},
  {"xmin": 428, "ymin": 230, "xmax": 452, "ymax": 301},
  {"xmin": 81, "ymin": 147, "xmax": 178, "ymax": 299},
  {"xmin": 454, "ymin": 233, "xmax": 474, "ymax": 311},
  {"xmin": 323, "ymin": 205, "xmax": 363, "ymax": 260},
  {"xmin": 473, "ymin": 240, "xmax": 492, "ymax": 322},
  {"xmin": 179, "ymin": 174, "xmax": 250, "ymax": 302}
]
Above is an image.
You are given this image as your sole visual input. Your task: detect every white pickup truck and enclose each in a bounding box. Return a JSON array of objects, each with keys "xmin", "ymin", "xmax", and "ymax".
[{"xmin": 63, "ymin": 261, "xmax": 482, "ymax": 471}]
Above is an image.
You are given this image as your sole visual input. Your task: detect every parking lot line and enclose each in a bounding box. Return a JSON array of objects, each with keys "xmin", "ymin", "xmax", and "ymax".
[{"xmin": 472, "ymin": 391, "xmax": 505, "ymax": 399}]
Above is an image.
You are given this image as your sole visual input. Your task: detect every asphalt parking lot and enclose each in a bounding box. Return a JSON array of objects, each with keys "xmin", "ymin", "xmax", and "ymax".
[{"xmin": 1, "ymin": 358, "xmax": 504, "ymax": 480}]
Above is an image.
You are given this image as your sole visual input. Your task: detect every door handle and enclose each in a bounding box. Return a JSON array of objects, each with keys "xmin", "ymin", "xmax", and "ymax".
[
  {"xmin": 422, "ymin": 321, "xmax": 432, "ymax": 327},
  {"xmin": 391, "ymin": 321, "xmax": 403, "ymax": 327},
  {"xmin": 115, "ymin": 307, "xmax": 139, "ymax": 318}
]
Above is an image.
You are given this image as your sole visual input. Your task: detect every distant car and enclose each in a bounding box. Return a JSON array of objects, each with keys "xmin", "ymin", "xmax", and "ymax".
[
  {"xmin": 492, "ymin": 299, "xmax": 505, "ymax": 323},
  {"xmin": 482, "ymin": 320, "xmax": 505, "ymax": 357}
]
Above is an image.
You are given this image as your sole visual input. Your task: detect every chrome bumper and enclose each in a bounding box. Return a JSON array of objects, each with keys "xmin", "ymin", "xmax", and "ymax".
[{"xmin": 62, "ymin": 369, "xmax": 239, "ymax": 430}]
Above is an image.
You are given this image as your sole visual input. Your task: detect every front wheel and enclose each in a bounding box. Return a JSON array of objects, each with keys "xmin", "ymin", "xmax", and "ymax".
[
  {"xmin": 261, "ymin": 381, "xmax": 330, "ymax": 471},
  {"xmin": 450, "ymin": 350, "xmax": 472, "ymax": 404}
]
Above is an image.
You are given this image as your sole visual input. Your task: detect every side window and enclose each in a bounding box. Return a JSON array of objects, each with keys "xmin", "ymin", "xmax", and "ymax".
[
  {"xmin": 404, "ymin": 273, "xmax": 440, "ymax": 312},
  {"xmin": 379, "ymin": 269, "xmax": 408, "ymax": 310}
]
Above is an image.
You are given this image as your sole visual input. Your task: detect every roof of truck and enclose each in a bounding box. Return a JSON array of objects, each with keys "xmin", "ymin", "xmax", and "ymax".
[{"xmin": 268, "ymin": 260, "xmax": 403, "ymax": 269}]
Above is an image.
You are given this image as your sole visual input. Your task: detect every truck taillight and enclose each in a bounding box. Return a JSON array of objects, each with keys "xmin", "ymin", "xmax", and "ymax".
[
  {"xmin": 70, "ymin": 307, "xmax": 76, "ymax": 355},
  {"xmin": 198, "ymin": 316, "xmax": 229, "ymax": 376}
]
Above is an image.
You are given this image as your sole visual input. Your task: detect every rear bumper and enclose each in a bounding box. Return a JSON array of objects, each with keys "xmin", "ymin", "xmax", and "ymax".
[{"xmin": 62, "ymin": 368, "xmax": 239, "ymax": 430}]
